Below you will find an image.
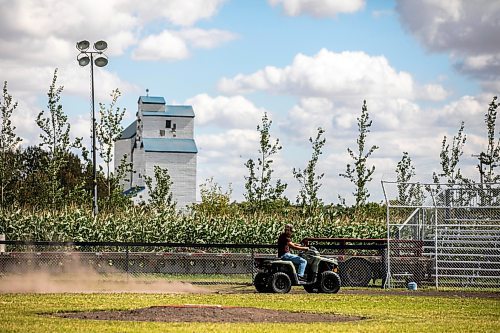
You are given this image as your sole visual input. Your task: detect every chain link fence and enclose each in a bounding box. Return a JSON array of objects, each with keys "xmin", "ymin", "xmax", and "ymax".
[
  {"xmin": 0, "ymin": 240, "xmax": 390, "ymax": 289},
  {"xmin": 382, "ymin": 181, "xmax": 500, "ymax": 289},
  {"xmin": 0, "ymin": 242, "xmax": 274, "ymax": 288}
]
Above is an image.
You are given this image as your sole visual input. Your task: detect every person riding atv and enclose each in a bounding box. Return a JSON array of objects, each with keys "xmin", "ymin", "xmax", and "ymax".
[
  {"xmin": 253, "ymin": 224, "xmax": 341, "ymax": 293},
  {"xmin": 278, "ymin": 224, "xmax": 309, "ymax": 280}
]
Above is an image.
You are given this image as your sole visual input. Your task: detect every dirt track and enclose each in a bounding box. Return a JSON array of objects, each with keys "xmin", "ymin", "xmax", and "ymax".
[{"xmin": 55, "ymin": 305, "xmax": 363, "ymax": 323}]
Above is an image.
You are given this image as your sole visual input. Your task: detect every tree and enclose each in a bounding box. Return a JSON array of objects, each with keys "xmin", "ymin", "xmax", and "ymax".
[
  {"xmin": 0, "ymin": 81, "xmax": 22, "ymax": 208},
  {"xmin": 293, "ymin": 127, "xmax": 326, "ymax": 211},
  {"xmin": 144, "ymin": 165, "xmax": 176, "ymax": 212},
  {"xmin": 96, "ymin": 88, "xmax": 128, "ymax": 205},
  {"xmin": 16, "ymin": 146, "xmax": 51, "ymax": 207},
  {"xmin": 433, "ymin": 121, "xmax": 467, "ymax": 185},
  {"xmin": 339, "ymin": 100, "xmax": 379, "ymax": 207},
  {"xmin": 244, "ymin": 113, "xmax": 287, "ymax": 211},
  {"xmin": 36, "ymin": 69, "xmax": 82, "ymax": 208},
  {"xmin": 396, "ymin": 152, "xmax": 423, "ymax": 205},
  {"xmin": 477, "ymin": 96, "xmax": 500, "ymax": 183},
  {"xmin": 194, "ymin": 177, "xmax": 233, "ymax": 215}
]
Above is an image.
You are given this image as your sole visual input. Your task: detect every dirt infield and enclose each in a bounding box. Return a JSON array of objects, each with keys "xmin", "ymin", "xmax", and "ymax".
[{"xmin": 55, "ymin": 305, "xmax": 363, "ymax": 323}]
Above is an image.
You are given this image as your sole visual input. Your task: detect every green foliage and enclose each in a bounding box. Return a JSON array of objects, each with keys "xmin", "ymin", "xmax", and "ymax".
[
  {"xmin": 244, "ymin": 113, "xmax": 287, "ymax": 212},
  {"xmin": 192, "ymin": 177, "xmax": 234, "ymax": 216},
  {"xmin": 340, "ymin": 100, "xmax": 379, "ymax": 207},
  {"xmin": 144, "ymin": 166, "xmax": 176, "ymax": 213},
  {"xmin": 396, "ymin": 152, "xmax": 423, "ymax": 205},
  {"xmin": 478, "ymin": 96, "xmax": 500, "ymax": 183},
  {"xmin": 0, "ymin": 204, "xmax": 386, "ymax": 243},
  {"xmin": 433, "ymin": 121, "xmax": 467, "ymax": 185},
  {"xmin": 35, "ymin": 69, "xmax": 82, "ymax": 209},
  {"xmin": 96, "ymin": 88, "xmax": 130, "ymax": 208},
  {"xmin": 293, "ymin": 127, "xmax": 326, "ymax": 213},
  {"xmin": 0, "ymin": 81, "xmax": 22, "ymax": 208}
]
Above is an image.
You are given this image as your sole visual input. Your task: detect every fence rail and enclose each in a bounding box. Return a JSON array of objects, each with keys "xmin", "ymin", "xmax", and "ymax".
[
  {"xmin": 0, "ymin": 239, "xmax": 390, "ymax": 288},
  {"xmin": 382, "ymin": 181, "xmax": 500, "ymax": 290}
]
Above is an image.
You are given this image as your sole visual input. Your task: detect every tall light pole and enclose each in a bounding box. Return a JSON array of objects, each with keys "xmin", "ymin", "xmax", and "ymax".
[{"xmin": 76, "ymin": 40, "xmax": 109, "ymax": 217}]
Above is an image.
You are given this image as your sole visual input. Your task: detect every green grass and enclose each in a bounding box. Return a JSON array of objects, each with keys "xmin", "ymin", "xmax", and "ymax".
[{"xmin": 0, "ymin": 291, "xmax": 498, "ymax": 333}]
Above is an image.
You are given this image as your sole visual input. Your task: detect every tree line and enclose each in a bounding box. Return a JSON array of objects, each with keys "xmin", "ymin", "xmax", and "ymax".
[{"xmin": 1, "ymin": 69, "xmax": 499, "ymax": 215}]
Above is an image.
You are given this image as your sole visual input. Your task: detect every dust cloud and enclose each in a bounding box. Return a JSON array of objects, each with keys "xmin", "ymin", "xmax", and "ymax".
[{"xmin": 0, "ymin": 259, "xmax": 210, "ymax": 294}]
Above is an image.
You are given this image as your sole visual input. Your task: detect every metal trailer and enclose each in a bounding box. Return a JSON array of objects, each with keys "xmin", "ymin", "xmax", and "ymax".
[{"xmin": 301, "ymin": 238, "xmax": 434, "ymax": 287}]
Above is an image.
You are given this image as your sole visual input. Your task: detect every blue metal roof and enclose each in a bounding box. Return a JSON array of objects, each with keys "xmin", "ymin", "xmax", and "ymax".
[
  {"xmin": 138, "ymin": 96, "xmax": 166, "ymax": 104},
  {"xmin": 142, "ymin": 105, "xmax": 195, "ymax": 118},
  {"xmin": 120, "ymin": 120, "xmax": 136, "ymax": 139},
  {"xmin": 143, "ymin": 138, "xmax": 197, "ymax": 153}
]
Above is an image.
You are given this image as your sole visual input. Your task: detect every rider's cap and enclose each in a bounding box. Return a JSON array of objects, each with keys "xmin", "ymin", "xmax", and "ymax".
[{"xmin": 285, "ymin": 223, "xmax": 294, "ymax": 232}]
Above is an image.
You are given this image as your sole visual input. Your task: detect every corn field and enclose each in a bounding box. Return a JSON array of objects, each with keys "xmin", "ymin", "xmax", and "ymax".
[{"xmin": 0, "ymin": 205, "xmax": 386, "ymax": 243}]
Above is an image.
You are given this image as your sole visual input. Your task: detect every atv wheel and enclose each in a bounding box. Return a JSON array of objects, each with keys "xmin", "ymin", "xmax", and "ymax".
[
  {"xmin": 340, "ymin": 257, "xmax": 372, "ymax": 287},
  {"xmin": 319, "ymin": 271, "xmax": 341, "ymax": 293},
  {"xmin": 270, "ymin": 272, "xmax": 292, "ymax": 294},
  {"xmin": 254, "ymin": 272, "xmax": 270, "ymax": 293},
  {"xmin": 303, "ymin": 284, "xmax": 319, "ymax": 293}
]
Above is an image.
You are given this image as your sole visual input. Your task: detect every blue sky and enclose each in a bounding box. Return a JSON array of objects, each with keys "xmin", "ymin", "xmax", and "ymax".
[{"xmin": 1, "ymin": 0, "xmax": 499, "ymax": 204}]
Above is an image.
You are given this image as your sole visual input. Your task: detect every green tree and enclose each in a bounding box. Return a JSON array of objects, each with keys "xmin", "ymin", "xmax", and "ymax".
[
  {"xmin": 433, "ymin": 121, "xmax": 467, "ymax": 185},
  {"xmin": 396, "ymin": 152, "xmax": 423, "ymax": 205},
  {"xmin": 144, "ymin": 165, "xmax": 176, "ymax": 212},
  {"xmin": 194, "ymin": 177, "xmax": 233, "ymax": 215},
  {"xmin": 16, "ymin": 146, "xmax": 50, "ymax": 208},
  {"xmin": 0, "ymin": 81, "xmax": 22, "ymax": 208},
  {"xmin": 96, "ymin": 88, "xmax": 128, "ymax": 206},
  {"xmin": 477, "ymin": 96, "xmax": 500, "ymax": 183},
  {"xmin": 339, "ymin": 100, "xmax": 379, "ymax": 207},
  {"xmin": 244, "ymin": 112, "xmax": 287, "ymax": 211},
  {"xmin": 293, "ymin": 127, "xmax": 326, "ymax": 211},
  {"xmin": 36, "ymin": 69, "xmax": 82, "ymax": 208}
]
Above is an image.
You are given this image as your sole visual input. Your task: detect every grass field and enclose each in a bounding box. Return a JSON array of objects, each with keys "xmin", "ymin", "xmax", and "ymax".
[{"xmin": 1, "ymin": 289, "xmax": 499, "ymax": 333}]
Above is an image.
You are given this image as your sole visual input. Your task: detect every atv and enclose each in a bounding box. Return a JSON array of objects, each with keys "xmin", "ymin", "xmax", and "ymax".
[{"xmin": 253, "ymin": 246, "xmax": 341, "ymax": 294}]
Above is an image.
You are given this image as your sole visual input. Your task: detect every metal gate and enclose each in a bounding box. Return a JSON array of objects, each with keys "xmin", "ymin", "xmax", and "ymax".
[{"xmin": 382, "ymin": 182, "xmax": 500, "ymax": 289}]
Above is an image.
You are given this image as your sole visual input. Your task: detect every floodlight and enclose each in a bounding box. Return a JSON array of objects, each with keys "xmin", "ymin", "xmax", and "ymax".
[
  {"xmin": 94, "ymin": 40, "xmax": 108, "ymax": 51},
  {"xmin": 76, "ymin": 40, "xmax": 90, "ymax": 51},
  {"xmin": 77, "ymin": 53, "xmax": 90, "ymax": 66},
  {"xmin": 94, "ymin": 55, "xmax": 108, "ymax": 67}
]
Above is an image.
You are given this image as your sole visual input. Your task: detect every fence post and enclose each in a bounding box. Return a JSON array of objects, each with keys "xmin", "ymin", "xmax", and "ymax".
[
  {"xmin": 0, "ymin": 234, "xmax": 4, "ymax": 253},
  {"xmin": 126, "ymin": 244, "xmax": 130, "ymax": 281},
  {"xmin": 251, "ymin": 247, "xmax": 255, "ymax": 283}
]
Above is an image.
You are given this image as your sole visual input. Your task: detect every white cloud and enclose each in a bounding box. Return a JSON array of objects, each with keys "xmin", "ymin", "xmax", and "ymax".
[
  {"xmin": 177, "ymin": 29, "xmax": 238, "ymax": 49},
  {"xmin": 396, "ymin": 0, "xmax": 500, "ymax": 80},
  {"xmin": 269, "ymin": 0, "xmax": 365, "ymax": 18},
  {"xmin": 126, "ymin": 0, "xmax": 227, "ymax": 27},
  {"xmin": 280, "ymin": 97, "xmax": 335, "ymax": 139},
  {"xmin": 132, "ymin": 31, "xmax": 190, "ymax": 61},
  {"xmin": 218, "ymin": 49, "xmax": 415, "ymax": 100},
  {"xmin": 133, "ymin": 29, "xmax": 238, "ymax": 61},
  {"xmin": 417, "ymin": 83, "xmax": 450, "ymax": 101},
  {"xmin": 186, "ymin": 94, "xmax": 265, "ymax": 129}
]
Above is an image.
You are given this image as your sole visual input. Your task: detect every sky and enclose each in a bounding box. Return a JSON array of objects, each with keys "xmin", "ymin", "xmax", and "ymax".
[{"xmin": 1, "ymin": 0, "xmax": 499, "ymax": 205}]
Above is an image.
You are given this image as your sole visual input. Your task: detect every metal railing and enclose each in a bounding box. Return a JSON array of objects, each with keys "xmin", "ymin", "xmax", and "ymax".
[{"xmin": 382, "ymin": 181, "xmax": 500, "ymax": 289}]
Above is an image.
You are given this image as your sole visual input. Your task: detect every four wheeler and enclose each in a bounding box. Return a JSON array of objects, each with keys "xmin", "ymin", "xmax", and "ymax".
[{"xmin": 253, "ymin": 246, "xmax": 341, "ymax": 293}]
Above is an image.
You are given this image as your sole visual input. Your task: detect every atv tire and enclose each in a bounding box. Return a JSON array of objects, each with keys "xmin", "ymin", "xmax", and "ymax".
[
  {"xmin": 303, "ymin": 284, "xmax": 319, "ymax": 293},
  {"xmin": 319, "ymin": 271, "xmax": 341, "ymax": 293},
  {"xmin": 270, "ymin": 272, "xmax": 292, "ymax": 294},
  {"xmin": 340, "ymin": 257, "xmax": 372, "ymax": 287},
  {"xmin": 254, "ymin": 272, "xmax": 270, "ymax": 293}
]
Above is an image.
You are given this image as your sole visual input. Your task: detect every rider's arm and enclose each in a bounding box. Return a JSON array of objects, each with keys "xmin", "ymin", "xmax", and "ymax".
[{"xmin": 288, "ymin": 241, "xmax": 309, "ymax": 251}]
